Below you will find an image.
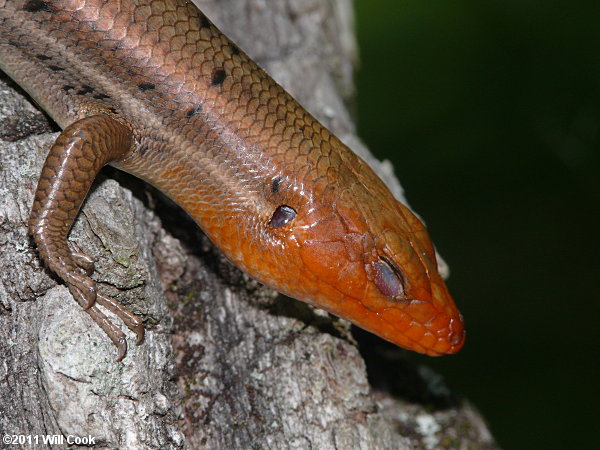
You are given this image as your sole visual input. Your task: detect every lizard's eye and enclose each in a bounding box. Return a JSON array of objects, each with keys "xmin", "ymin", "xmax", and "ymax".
[
  {"xmin": 269, "ymin": 205, "xmax": 296, "ymax": 228},
  {"xmin": 373, "ymin": 256, "xmax": 405, "ymax": 299}
]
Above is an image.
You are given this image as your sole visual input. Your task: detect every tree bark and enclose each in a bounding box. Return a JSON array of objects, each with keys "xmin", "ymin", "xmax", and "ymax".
[{"xmin": 0, "ymin": 1, "xmax": 498, "ymax": 448}]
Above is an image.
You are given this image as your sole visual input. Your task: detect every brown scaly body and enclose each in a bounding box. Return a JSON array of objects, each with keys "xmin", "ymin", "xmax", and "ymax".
[{"xmin": 0, "ymin": 0, "xmax": 464, "ymax": 359}]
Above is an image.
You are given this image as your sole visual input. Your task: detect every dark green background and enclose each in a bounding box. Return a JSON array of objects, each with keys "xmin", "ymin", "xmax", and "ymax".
[{"xmin": 354, "ymin": 0, "xmax": 599, "ymax": 448}]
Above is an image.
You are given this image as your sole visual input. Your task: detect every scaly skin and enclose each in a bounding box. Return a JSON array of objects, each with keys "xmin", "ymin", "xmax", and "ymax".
[{"xmin": 0, "ymin": 0, "xmax": 465, "ymax": 358}]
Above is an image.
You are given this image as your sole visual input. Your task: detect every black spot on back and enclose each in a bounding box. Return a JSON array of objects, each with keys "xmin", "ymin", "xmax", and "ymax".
[
  {"xmin": 230, "ymin": 45, "xmax": 241, "ymax": 56},
  {"xmin": 200, "ymin": 15, "xmax": 211, "ymax": 29},
  {"xmin": 271, "ymin": 177, "xmax": 281, "ymax": 194},
  {"xmin": 48, "ymin": 64, "xmax": 64, "ymax": 72},
  {"xmin": 186, "ymin": 104, "xmax": 203, "ymax": 118},
  {"xmin": 23, "ymin": 0, "xmax": 54, "ymax": 13},
  {"xmin": 8, "ymin": 40, "xmax": 22, "ymax": 48},
  {"xmin": 211, "ymin": 69, "xmax": 226, "ymax": 86},
  {"xmin": 93, "ymin": 93, "xmax": 110, "ymax": 100},
  {"xmin": 76, "ymin": 85, "xmax": 94, "ymax": 95},
  {"xmin": 138, "ymin": 82, "xmax": 155, "ymax": 91},
  {"xmin": 36, "ymin": 54, "xmax": 51, "ymax": 61},
  {"xmin": 62, "ymin": 85, "xmax": 74, "ymax": 92}
]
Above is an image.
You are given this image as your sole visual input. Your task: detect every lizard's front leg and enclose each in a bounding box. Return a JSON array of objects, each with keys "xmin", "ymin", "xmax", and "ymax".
[{"xmin": 29, "ymin": 114, "xmax": 144, "ymax": 361}]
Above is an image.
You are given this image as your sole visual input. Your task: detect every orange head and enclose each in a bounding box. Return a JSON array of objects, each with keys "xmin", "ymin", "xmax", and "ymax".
[
  {"xmin": 205, "ymin": 133, "xmax": 465, "ymax": 355},
  {"xmin": 268, "ymin": 150, "xmax": 465, "ymax": 356}
]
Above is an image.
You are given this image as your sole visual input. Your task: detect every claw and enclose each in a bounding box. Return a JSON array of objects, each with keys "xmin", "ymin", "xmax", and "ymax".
[
  {"xmin": 95, "ymin": 291, "xmax": 145, "ymax": 346},
  {"xmin": 84, "ymin": 301, "xmax": 129, "ymax": 362},
  {"xmin": 71, "ymin": 286, "xmax": 136, "ymax": 361},
  {"xmin": 114, "ymin": 336, "xmax": 128, "ymax": 363},
  {"xmin": 133, "ymin": 323, "xmax": 145, "ymax": 345}
]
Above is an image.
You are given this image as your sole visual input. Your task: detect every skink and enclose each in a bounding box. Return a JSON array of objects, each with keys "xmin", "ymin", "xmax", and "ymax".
[{"xmin": 0, "ymin": 0, "xmax": 465, "ymax": 360}]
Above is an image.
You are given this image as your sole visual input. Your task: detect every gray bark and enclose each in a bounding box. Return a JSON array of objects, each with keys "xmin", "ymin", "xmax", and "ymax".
[{"xmin": 0, "ymin": 0, "xmax": 497, "ymax": 448}]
